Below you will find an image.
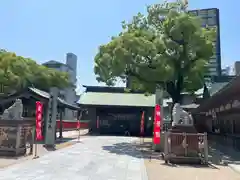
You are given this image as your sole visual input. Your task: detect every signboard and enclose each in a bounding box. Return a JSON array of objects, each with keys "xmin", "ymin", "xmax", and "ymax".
[
  {"xmin": 140, "ymin": 111, "xmax": 145, "ymax": 136},
  {"xmin": 35, "ymin": 101, "xmax": 43, "ymax": 141},
  {"xmin": 153, "ymin": 104, "xmax": 161, "ymax": 144}
]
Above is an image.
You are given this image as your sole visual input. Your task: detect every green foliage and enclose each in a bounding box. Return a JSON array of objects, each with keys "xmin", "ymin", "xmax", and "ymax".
[
  {"xmin": 94, "ymin": 0, "xmax": 216, "ymax": 102},
  {"xmin": 0, "ymin": 49, "xmax": 71, "ymax": 94}
]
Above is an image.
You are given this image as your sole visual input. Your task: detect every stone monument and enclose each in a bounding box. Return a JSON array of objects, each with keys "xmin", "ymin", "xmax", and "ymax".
[
  {"xmin": 171, "ymin": 103, "xmax": 196, "ymax": 132},
  {"xmin": 45, "ymin": 87, "xmax": 58, "ymax": 147},
  {"xmin": 1, "ymin": 99, "xmax": 23, "ymax": 120},
  {"xmin": 172, "ymin": 103, "xmax": 193, "ymax": 126},
  {"xmin": 168, "ymin": 103, "xmax": 199, "ymax": 160},
  {"xmin": 0, "ymin": 99, "xmax": 35, "ymax": 156}
]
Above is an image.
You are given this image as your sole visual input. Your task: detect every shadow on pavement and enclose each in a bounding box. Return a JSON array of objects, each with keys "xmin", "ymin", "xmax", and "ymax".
[
  {"xmin": 102, "ymin": 140, "xmax": 226, "ymax": 169},
  {"xmin": 102, "ymin": 142, "xmax": 144, "ymax": 159},
  {"xmin": 208, "ymin": 141, "xmax": 240, "ymax": 166},
  {"xmin": 102, "ymin": 140, "xmax": 168, "ymax": 161}
]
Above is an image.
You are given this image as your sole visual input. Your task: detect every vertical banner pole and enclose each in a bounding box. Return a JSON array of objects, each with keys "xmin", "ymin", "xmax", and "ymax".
[
  {"xmin": 140, "ymin": 111, "xmax": 145, "ymax": 145},
  {"xmin": 77, "ymin": 110, "xmax": 83, "ymax": 143},
  {"xmin": 97, "ymin": 116, "xmax": 100, "ymax": 134},
  {"xmin": 153, "ymin": 105, "xmax": 161, "ymax": 145},
  {"xmin": 34, "ymin": 138, "xmax": 38, "ymax": 159},
  {"xmin": 33, "ymin": 101, "xmax": 43, "ymax": 159},
  {"xmin": 77, "ymin": 120, "xmax": 81, "ymax": 142}
]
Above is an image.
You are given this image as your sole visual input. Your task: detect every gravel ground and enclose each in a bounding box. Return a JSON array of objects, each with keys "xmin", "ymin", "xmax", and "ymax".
[
  {"xmin": 140, "ymin": 138, "xmax": 240, "ymax": 180},
  {"xmin": 144, "ymin": 158, "xmax": 240, "ymax": 180}
]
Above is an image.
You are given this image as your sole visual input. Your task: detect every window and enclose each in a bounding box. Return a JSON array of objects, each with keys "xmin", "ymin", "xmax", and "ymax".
[
  {"xmin": 201, "ymin": 18, "xmax": 208, "ymax": 27},
  {"xmin": 209, "ymin": 67, "xmax": 216, "ymax": 71},
  {"xmin": 207, "ymin": 17, "xmax": 217, "ymax": 26},
  {"xmin": 209, "ymin": 59, "xmax": 216, "ymax": 63},
  {"xmin": 207, "ymin": 9, "xmax": 217, "ymax": 17},
  {"xmin": 212, "ymin": 43, "xmax": 216, "ymax": 49},
  {"xmin": 199, "ymin": 10, "xmax": 208, "ymax": 17},
  {"xmin": 211, "ymin": 53, "xmax": 217, "ymax": 58},
  {"xmin": 209, "ymin": 58, "xmax": 217, "ymax": 62},
  {"xmin": 189, "ymin": 10, "xmax": 197, "ymax": 16},
  {"xmin": 209, "ymin": 71, "xmax": 217, "ymax": 76},
  {"xmin": 208, "ymin": 63, "xmax": 218, "ymax": 68},
  {"xmin": 67, "ymin": 54, "xmax": 73, "ymax": 58}
]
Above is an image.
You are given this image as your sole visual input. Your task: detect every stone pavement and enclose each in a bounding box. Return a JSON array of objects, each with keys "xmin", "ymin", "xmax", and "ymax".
[
  {"xmin": 0, "ymin": 136, "xmax": 148, "ymax": 180},
  {"xmin": 0, "ymin": 130, "xmax": 89, "ymax": 168},
  {"xmin": 56, "ymin": 129, "xmax": 89, "ymax": 138},
  {"xmin": 208, "ymin": 140, "xmax": 240, "ymax": 174}
]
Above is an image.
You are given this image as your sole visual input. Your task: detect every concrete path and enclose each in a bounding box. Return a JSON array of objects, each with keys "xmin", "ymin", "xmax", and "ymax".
[
  {"xmin": 0, "ymin": 136, "xmax": 148, "ymax": 180},
  {"xmin": 56, "ymin": 129, "xmax": 89, "ymax": 138}
]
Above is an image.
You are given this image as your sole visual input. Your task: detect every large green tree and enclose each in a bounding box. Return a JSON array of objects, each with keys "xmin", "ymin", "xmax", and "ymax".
[
  {"xmin": 94, "ymin": 0, "xmax": 216, "ymax": 104},
  {"xmin": 0, "ymin": 49, "xmax": 72, "ymax": 94}
]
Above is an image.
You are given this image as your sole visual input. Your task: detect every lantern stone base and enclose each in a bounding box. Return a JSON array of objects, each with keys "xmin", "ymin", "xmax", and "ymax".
[{"xmin": 0, "ymin": 120, "xmax": 35, "ymax": 156}]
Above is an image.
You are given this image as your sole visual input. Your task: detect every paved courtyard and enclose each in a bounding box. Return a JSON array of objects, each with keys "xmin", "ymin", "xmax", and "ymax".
[{"xmin": 0, "ymin": 136, "xmax": 148, "ymax": 180}]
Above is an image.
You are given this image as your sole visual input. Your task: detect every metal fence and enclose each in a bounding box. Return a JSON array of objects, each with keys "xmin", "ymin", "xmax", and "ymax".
[
  {"xmin": 163, "ymin": 131, "xmax": 208, "ymax": 164},
  {"xmin": 162, "ymin": 121, "xmax": 172, "ymax": 131}
]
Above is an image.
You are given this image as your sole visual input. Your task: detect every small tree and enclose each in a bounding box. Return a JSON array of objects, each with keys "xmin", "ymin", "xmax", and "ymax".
[{"xmin": 94, "ymin": 0, "xmax": 216, "ymax": 105}]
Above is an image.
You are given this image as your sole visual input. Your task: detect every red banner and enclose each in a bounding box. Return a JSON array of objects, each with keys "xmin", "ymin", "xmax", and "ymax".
[
  {"xmin": 140, "ymin": 111, "xmax": 145, "ymax": 136},
  {"xmin": 96, "ymin": 116, "xmax": 99, "ymax": 129},
  {"xmin": 77, "ymin": 120, "xmax": 81, "ymax": 129},
  {"xmin": 36, "ymin": 101, "xmax": 43, "ymax": 141},
  {"xmin": 153, "ymin": 104, "xmax": 161, "ymax": 144}
]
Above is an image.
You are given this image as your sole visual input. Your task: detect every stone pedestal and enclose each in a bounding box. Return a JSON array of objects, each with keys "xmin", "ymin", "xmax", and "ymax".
[
  {"xmin": 169, "ymin": 125, "xmax": 197, "ymax": 133},
  {"xmin": 0, "ymin": 120, "xmax": 35, "ymax": 156}
]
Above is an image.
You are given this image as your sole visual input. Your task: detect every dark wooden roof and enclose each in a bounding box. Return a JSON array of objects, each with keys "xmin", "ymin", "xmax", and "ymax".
[
  {"xmin": 0, "ymin": 87, "xmax": 80, "ymax": 110},
  {"xmin": 195, "ymin": 75, "xmax": 240, "ymax": 112}
]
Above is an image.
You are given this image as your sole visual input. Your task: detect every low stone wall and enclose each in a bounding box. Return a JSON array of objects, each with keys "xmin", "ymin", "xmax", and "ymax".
[{"xmin": 0, "ymin": 120, "xmax": 35, "ymax": 156}]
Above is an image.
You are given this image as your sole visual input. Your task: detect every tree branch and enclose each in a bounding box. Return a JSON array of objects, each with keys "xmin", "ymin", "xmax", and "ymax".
[{"xmin": 183, "ymin": 56, "xmax": 198, "ymax": 72}]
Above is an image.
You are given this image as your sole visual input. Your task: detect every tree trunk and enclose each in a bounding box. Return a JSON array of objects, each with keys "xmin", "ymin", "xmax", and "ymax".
[{"xmin": 166, "ymin": 74, "xmax": 183, "ymax": 124}]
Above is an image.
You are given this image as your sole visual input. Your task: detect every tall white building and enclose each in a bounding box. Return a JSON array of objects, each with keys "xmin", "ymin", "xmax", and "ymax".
[
  {"xmin": 221, "ymin": 66, "xmax": 231, "ymax": 76},
  {"xmin": 42, "ymin": 52, "xmax": 78, "ymax": 121}
]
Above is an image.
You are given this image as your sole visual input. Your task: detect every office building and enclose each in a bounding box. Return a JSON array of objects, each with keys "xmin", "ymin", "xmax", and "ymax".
[
  {"xmin": 234, "ymin": 61, "xmax": 240, "ymax": 75},
  {"xmin": 189, "ymin": 8, "xmax": 222, "ymax": 77},
  {"xmin": 43, "ymin": 53, "xmax": 79, "ymax": 121}
]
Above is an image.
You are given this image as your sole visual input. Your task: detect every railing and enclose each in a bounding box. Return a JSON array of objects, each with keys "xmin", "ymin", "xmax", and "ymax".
[
  {"xmin": 162, "ymin": 121, "xmax": 172, "ymax": 131},
  {"xmin": 163, "ymin": 132, "xmax": 208, "ymax": 164}
]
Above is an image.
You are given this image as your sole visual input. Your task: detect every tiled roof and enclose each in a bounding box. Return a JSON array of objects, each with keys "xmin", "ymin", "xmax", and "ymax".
[
  {"xmin": 78, "ymin": 92, "xmax": 171, "ymax": 107},
  {"xmin": 29, "ymin": 88, "xmax": 79, "ymax": 110},
  {"xmin": 195, "ymin": 82, "xmax": 228, "ymax": 98}
]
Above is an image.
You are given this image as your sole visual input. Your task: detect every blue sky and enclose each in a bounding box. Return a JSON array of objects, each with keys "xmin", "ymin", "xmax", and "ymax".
[{"xmin": 0, "ymin": 0, "xmax": 239, "ymax": 93}]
